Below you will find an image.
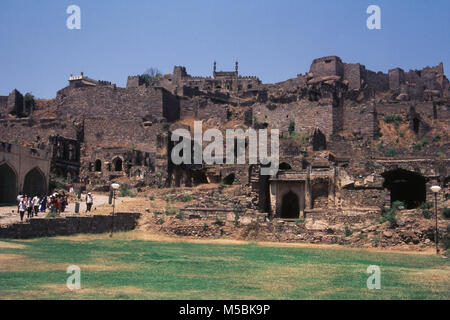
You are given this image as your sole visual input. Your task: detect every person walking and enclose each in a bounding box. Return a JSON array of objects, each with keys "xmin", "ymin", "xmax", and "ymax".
[
  {"xmin": 60, "ymin": 193, "xmax": 68, "ymax": 213},
  {"xmin": 32, "ymin": 195, "xmax": 40, "ymax": 216},
  {"xmin": 18, "ymin": 198, "xmax": 26, "ymax": 223},
  {"xmin": 86, "ymin": 192, "xmax": 93, "ymax": 212},
  {"xmin": 40, "ymin": 194, "xmax": 47, "ymax": 212},
  {"xmin": 26, "ymin": 196, "xmax": 33, "ymax": 219}
]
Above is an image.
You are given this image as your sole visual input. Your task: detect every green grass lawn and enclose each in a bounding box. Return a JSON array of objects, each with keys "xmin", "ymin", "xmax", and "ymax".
[{"xmin": 0, "ymin": 232, "xmax": 449, "ymax": 300}]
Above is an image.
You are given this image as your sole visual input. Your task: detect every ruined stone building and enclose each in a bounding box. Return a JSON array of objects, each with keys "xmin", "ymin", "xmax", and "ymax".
[
  {"xmin": 0, "ymin": 142, "xmax": 51, "ymax": 203},
  {"xmin": 0, "ymin": 57, "xmax": 449, "ymax": 220}
]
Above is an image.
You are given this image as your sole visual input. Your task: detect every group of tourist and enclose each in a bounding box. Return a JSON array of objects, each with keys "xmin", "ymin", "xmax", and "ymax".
[
  {"xmin": 16, "ymin": 192, "xmax": 95, "ymax": 222},
  {"xmin": 16, "ymin": 193, "xmax": 69, "ymax": 222}
]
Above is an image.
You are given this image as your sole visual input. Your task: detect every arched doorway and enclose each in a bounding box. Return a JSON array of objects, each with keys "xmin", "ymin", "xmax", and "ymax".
[
  {"xmin": 23, "ymin": 167, "xmax": 46, "ymax": 197},
  {"xmin": 112, "ymin": 157, "xmax": 123, "ymax": 172},
  {"xmin": 312, "ymin": 128, "xmax": 327, "ymax": 151},
  {"xmin": 0, "ymin": 163, "xmax": 17, "ymax": 204},
  {"xmin": 279, "ymin": 162, "xmax": 292, "ymax": 170},
  {"xmin": 192, "ymin": 170, "xmax": 208, "ymax": 185},
  {"xmin": 95, "ymin": 159, "xmax": 102, "ymax": 172},
  {"xmin": 221, "ymin": 173, "xmax": 235, "ymax": 185},
  {"xmin": 382, "ymin": 169, "xmax": 426, "ymax": 209},
  {"xmin": 281, "ymin": 191, "xmax": 299, "ymax": 218}
]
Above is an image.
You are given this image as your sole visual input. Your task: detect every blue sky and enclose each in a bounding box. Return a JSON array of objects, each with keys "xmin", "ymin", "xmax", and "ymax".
[{"xmin": 0, "ymin": 0, "xmax": 449, "ymax": 98}]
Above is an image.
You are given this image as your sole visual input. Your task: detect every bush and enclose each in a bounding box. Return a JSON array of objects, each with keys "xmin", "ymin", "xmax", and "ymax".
[
  {"xmin": 157, "ymin": 216, "xmax": 165, "ymax": 225},
  {"xmin": 180, "ymin": 195, "xmax": 193, "ymax": 202},
  {"xmin": 433, "ymin": 134, "xmax": 442, "ymax": 142},
  {"xmin": 383, "ymin": 114, "xmax": 402, "ymax": 127},
  {"xmin": 214, "ymin": 217, "xmax": 225, "ymax": 226},
  {"xmin": 294, "ymin": 219, "xmax": 304, "ymax": 225},
  {"xmin": 412, "ymin": 142, "xmax": 422, "ymax": 151},
  {"xmin": 419, "ymin": 202, "xmax": 433, "ymax": 219},
  {"xmin": 385, "ymin": 149, "xmax": 397, "ymax": 157},
  {"xmin": 176, "ymin": 211, "xmax": 185, "ymax": 220},
  {"xmin": 443, "ymin": 207, "xmax": 450, "ymax": 219},
  {"xmin": 301, "ymin": 135, "xmax": 310, "ymax": 144},
  {"xmin": 376, "ymin": 142, "xmax": 384, "ymax": 151},
  {"xmin": 119, "ymin": 186, "xmax": 135, "ymax": 197},
  {"xmin": 202, "ymin": 223, "xmax": 209, "ymax": 231},
  {"xmin": 391, "ymin": 201, "xmax": 405, "ymax": 209},
  {"xmin": 380, "ymin": 203, "xmax": 402, "ymax": 226},
  {"xmin": 345, "ymin": 225, "xmax": 353, "ymax": 237},
  {"xmin": 442, "ymin": 224, "xmax": 450, "ymax": 252},
  {"xmin": 149, "ymin": 195, "xmax": 155, "ymax": 201},
  {"xmin": 165, "ymin": 206, "xmax": 178, "ymax": 215},
  {"xmin": 288, "ymin": 121, "xmax": 295, "ymax": 136}
]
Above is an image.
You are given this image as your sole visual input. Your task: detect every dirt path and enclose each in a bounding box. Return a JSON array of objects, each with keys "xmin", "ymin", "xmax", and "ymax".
[{"xmin": 0, "ymin": 193, "xmax": 110, "ymax": 226}]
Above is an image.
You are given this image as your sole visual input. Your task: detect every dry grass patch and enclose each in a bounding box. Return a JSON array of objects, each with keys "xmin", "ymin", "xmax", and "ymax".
[{"xmin": 0, "ymin": 241, "xmax": 26, "ymax": 249}]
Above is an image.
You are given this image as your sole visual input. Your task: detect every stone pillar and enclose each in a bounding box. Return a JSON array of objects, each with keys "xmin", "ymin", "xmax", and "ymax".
[{"xmin": 305, "ymin": 167, "xmax": 312, "ymax": 209}]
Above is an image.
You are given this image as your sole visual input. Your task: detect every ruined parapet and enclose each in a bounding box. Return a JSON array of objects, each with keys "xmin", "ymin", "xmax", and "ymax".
[
  {"xmin": 343, "ymin": 63, "xmax": 367, "ymax": 91},
  {"xmin": 7, "ymin": 89, "xmax": 24, "ymax": 116},
  {"xmin": 309, "ymin": 56, "xmax": 344, "ymax": 79},
  {"xmin": 388, "ymin": 68, "xmax": 405, "ymax": 91},
  {"xmin": 126, "ymin": 75, "xmax": 145, "ymax": 88}
]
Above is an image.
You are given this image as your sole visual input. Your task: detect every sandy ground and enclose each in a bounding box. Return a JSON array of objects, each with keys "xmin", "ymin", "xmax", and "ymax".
[{"xmin": 0, "ymin": 193, "xmax": 111, "ymax": 226}]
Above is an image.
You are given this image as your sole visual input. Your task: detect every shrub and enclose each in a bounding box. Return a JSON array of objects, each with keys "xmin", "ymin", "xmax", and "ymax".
[
  {"xmin": 157, "ymin": 216, "xmax": 165, "ymax": 225},
  {"xmin": 214, "ymin": 217, "xmax": 225, "ymax": 226},
  {"xmin": 423, "ymin": 210, "xmax": 432, "ymax": 219},
  {"xmin": 374, "ymin": 236, "xmax": 380, "ymax": 247},
  {"xmin": 202, "ymin": 223, "xmax": 209, "ymax": 231},
  {"xmin": 288, "ymin": 121, "xmax": 295, "ymax": 136},
  {"xmin": 433, "ymin": 134, "xmax": 442, "ymax": 142},
  {"xmin": 294, "ymin": 219, "xmax": 304, "ymax": 225},
  {"xmin": 420, "ymin": 137, "xmax": 428, "ymax": 145},
  {"xmin": 176, "ymin": 211, "xmax": 185, "ymax": 220},
  {"xmin": 383, "ymin": 114, "xmax": 402, "ymax": 127},
  {"xmin": 442, "ymin": 224, "xmax": 450, "ymax": 251},
  {"xmin": 392, "ymin": 201, "xmax": 405, "ymax": 209},
  {"xmin": 380, "ymin": 203, "xmax": 402, "ymax": 226},
  {"xmin": 180, "ymin": 195, "xmax": 193, "ymax": 202},
  {"xmin": 419, "ymin": 202, "xmax": 433, "ymax": 219},
  {"xmin": 149, "ymin": 195, "xmax": 155, "ymax": 201},
  {"xmin": 385, "ymin": 149, "xmax": 397, "ymax": 157},
  {"xmin": 345, "ymin": 225, "xmax": 353, "ymax": 237},
  {"xmin": 443, "ymin": 207, "xmax": 450, "ymax": 219},
  {"xmin": 412, "ymin": 142, "xmax": 422, "ymax": 151},
  {"xmin": 119, "ymin": 186, "xmax": 135, "ymax": 197},
  {"xmin": 165, "ymin": 206, "xmax": 178, "ymax": 215},
  {"xmin": 301, "ymin": 135, "xmax": 310, "ymax": 144},
  {"xmin": 376, "ymin": 142, "xmax": 384, "ymax": 151}
]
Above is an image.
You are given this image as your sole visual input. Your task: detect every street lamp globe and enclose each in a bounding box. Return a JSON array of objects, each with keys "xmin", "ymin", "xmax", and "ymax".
[
  {"xmin": 111, "ymin": 183, "xmax": 120, "ymax": 190},
  {"xmin": 431, "ymin": 185, "xmax": 441, "ymax": 193}
]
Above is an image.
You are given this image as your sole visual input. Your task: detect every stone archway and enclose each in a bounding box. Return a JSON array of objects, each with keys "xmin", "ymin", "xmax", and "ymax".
[
  {"xmin": 95, "ymin": 159, "xmax": 102, "ymax": 172},
  {"xmin": 112, "ymin": 157, "xmax": 123, "ymax": 172},
  {"xmin": 23, "ymin": 167, "xmax": 46, "ymax": 197},
  {"xmin": 0, "ymin": 163, "xmax": 17, "ymax": 204},
  {"xmin": 382, "ymin": 169, "xmax": 426, "ymax": 209},
  {"xmin": 279, "ymin": 162, "xmax": 292, "ymax": 170},
  {"xmin": 281, "ymin": 191, "xmax": 300, "ymax": 218},
  {"xmin": 221, "ymin": 173, "xmax": 235, "ymax": 185},
  {"xmin": 312, "ymin": 128, "xmax": 327, "ymax": 151}
]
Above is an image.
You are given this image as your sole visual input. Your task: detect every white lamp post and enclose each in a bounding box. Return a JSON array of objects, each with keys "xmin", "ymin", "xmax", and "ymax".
[
  {"xmin": 430, "ymin": 185, "xmax": 441, "ymax": 254},
  {"xmin": 110, "ymin": 183, "xmax": 120, "ymax": 237}
]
